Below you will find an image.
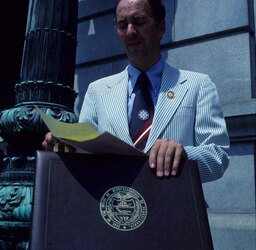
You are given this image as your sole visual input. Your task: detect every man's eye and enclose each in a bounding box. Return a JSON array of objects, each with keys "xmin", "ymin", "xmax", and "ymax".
[
  {"xmin": 117, "ymin": 18, "xmax": 148, "ymax": 30},
  {"xmin": 133, "ymin": 19, "xmax": 146, "ymax": 26},
  {"xmin": 117, "ymin": 22, "xmax": 127, "ymax": 30}
]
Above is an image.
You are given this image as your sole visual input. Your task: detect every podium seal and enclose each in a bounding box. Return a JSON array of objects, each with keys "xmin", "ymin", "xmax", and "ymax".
[{"xmin": 100, "ymin": 186, "xmax": 147, "ymax": 231}]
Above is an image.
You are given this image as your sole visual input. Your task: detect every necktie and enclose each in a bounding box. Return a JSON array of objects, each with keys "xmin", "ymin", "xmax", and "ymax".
[{"xmin": 129, "ymin": 72, "xmax": 154, "ymax": 150}]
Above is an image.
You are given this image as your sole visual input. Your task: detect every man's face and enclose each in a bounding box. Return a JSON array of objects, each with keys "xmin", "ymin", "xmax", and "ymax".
[{"xmin": 116, "ymin": 0, "xmax": 165, "ymax": 69}]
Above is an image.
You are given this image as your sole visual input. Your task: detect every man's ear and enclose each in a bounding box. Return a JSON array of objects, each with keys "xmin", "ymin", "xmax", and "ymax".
[{"xmin": 158, "ymin": 19, "xmax": 166, "ymax": 39}]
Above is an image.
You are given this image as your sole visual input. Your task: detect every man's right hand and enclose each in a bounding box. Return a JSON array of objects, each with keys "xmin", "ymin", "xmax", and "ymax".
[
  {"xmin": 42, "ymin": 132, "xmax": 58, "ymax": 151},
  {"xmin": 42, "ymin": 132, "xmax": 75, "ymax": 152}
]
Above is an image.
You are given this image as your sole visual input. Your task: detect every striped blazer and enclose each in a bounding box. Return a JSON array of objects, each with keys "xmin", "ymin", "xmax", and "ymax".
[{"xmin": 79, "ymin": 62, "xmax": 230, "ymax": 183}]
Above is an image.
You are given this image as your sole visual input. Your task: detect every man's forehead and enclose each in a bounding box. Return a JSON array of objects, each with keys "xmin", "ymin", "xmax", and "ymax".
[{"xmin": 116, "ymin": 0, "xmax": 152, "ymax": 19}]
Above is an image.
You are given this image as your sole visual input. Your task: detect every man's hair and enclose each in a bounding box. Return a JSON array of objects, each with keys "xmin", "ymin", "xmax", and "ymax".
[
  {"xmin": 115, "ymin": 0, "xmax": 166, "ymax": 23},
  {"xmin": 147, "ymin": 0, "xmax": 166, "ymax": 23}
]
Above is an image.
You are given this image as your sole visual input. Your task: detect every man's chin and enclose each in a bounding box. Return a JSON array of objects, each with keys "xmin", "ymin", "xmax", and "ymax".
[
  {"xmin": 126, "ymin": 47, "xmax": 139, "ymax": 53},
  {"xmin": 127, "ymin": 54, "xmax": 146, "ymax": 65},
  {"xmin": 126, "ymin": 47, "xmax": 144, "ymax": 57}
]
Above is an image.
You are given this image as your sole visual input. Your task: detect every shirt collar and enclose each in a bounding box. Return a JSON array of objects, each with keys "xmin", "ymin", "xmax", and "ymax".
[{"xmin": 128, "ymin": 57, "xmax": 164, "ymax": 95}]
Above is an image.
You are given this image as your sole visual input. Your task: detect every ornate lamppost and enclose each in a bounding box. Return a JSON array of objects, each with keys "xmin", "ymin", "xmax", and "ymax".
[{"xmin": 0, "ymin": 0, "xmax": 78, "ymax": 249}]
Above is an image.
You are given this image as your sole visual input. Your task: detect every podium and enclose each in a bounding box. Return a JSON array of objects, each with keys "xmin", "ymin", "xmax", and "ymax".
[{"xmin": 30, "ymin": 151, "xmax": 214, "ymax": 250}]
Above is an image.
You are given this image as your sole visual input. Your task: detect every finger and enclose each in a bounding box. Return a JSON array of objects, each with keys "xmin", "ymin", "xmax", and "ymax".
[
  {"xmin": 171, "ymin": 145, "xmax": 185, "ymax": 176},
  {"xmin": 42, "ymin": 132, "xmax": 58, "ymax": 151},
  {"xmin": 156, "ymin": 139, "xmax": 170, "ymax": 177},
  {"xmin": 149, "ymin": 139, "xmax": 161, "ymax": 169},
  {"xmin": 42, "ymin": 140, "xmax": 51, "ymax": 150},
  {"xmin": 163, "ymin": 143, "xmax": 175, "ymax": 176}
]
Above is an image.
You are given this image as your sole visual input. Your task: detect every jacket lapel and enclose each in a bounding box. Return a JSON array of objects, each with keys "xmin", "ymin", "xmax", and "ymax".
[
  {"xmin": 144, "ymin": 64, "xmax": 188, "ymax": 153},
  {"xmin": 100, "ymin": 64, "xmax": 189, "ymax": 152},
  {"xmin": 101, "ymin": 69, "xmax": 134, "ymax": 145}
]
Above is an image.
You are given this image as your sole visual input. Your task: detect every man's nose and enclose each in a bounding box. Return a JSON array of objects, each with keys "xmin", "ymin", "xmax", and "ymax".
[{"xmin": 126, "ymin": 23, "xmax": 137, "ymax": 35}]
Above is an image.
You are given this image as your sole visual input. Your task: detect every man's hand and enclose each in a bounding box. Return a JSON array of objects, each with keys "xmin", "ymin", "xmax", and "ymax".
[
  {"xmin": 42, "ymin": 132, "xmax": 58, "ymax": 151},
  {"xmin": 42, "ymin": 132, "xmax": 75, "ymax": 152},
  {"xmin": 149, "ymin": 139, "xmax": 187, "ymax": 177}
]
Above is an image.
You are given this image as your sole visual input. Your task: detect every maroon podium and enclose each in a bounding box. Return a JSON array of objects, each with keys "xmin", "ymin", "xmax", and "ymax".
[{"xmin": 30, "ymin": 151, "xmax": 214, "ymax": 250}]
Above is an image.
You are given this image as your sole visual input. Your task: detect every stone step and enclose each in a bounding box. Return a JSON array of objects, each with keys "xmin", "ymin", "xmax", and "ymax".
[{"xmin": 207, "ymin": 212, "xmax": 256, "ymax": 250}]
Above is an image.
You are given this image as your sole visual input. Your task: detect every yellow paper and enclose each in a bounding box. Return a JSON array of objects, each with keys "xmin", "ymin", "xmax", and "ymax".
[{"xmin": 37, "ymin": 108, "xmax": 100, "ymax": 142}]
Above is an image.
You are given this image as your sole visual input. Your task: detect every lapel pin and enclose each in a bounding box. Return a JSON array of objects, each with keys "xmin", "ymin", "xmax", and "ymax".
[{"xmin": 166, "ymin": 91, "xmax": 175, "ymax": 99}]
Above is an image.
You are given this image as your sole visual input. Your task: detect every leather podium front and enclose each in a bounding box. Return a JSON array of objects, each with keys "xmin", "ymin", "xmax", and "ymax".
[{"xmin": 30, "ymin": 151, "xmax": 214, "ymax": 250}]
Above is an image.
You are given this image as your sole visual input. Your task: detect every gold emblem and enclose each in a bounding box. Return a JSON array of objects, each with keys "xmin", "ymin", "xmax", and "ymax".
[
  {"xmin": 166, "ymin": 91, "xmax": 175, "ymax": 99},
  {"xmin": 100, "ymin": 186, "xmax": 147, "ymax": 231}
]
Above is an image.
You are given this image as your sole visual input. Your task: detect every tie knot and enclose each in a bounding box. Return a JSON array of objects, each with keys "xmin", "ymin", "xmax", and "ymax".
[{"xmin": 135, "ymin": 72, "xmax": 151, "ymax": 91}]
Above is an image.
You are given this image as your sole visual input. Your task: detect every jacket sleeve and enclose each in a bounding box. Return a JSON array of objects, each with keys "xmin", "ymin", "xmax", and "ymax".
[
  {"xmin": 78, "ymin": 84, "xmax": 98, "ymax": 130},
  {"xmin": 184, "ymin": 75, "xmax": 230, "ymax": 183}
]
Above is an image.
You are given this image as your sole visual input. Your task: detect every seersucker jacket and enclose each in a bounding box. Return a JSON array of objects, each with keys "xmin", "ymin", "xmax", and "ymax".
[{"xmin": 79, "ymin": 62, "xmax": 230, "ymax": 183}]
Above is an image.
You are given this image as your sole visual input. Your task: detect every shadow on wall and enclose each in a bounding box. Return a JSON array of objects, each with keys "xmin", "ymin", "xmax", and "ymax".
[{"xmin": 75, "ymin": 0, "xmax": 177, "ymax": 115}]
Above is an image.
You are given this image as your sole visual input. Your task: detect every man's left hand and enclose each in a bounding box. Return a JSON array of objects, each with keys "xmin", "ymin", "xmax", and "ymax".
[{"xmin": 149, "ymin": 139, "xmax": 188, "ymax": 177}]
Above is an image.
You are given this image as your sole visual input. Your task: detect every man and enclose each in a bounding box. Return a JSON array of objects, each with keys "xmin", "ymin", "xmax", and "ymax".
[{"xmin": 43, "ymin": 0, "xmax": 230, "ymax": 183}]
